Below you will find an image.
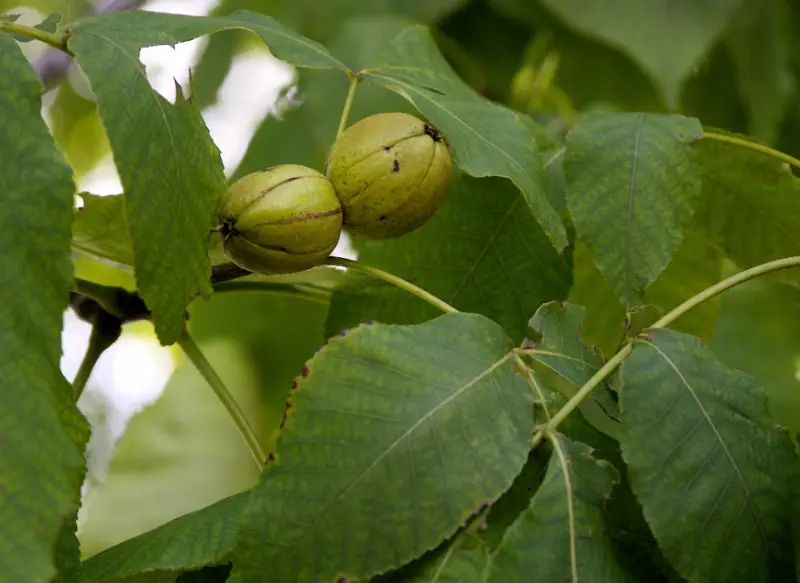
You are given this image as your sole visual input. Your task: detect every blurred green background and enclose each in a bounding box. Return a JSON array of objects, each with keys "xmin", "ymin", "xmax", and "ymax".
[{"xmin": 8, "ymin": 0, "xmax": 800, "ymax": 559}]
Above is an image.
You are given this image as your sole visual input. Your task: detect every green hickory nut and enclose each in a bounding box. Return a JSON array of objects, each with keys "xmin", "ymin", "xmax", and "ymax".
[
  {"xmin": 216, "ymin": 164, "xmax": 343, "ymax": 275},
  {"xmin": 324, "ymin": 112, "xmax": 453, "ymax": 239}
]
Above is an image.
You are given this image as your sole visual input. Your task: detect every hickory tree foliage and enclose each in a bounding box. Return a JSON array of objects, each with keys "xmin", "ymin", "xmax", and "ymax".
[{"xmin": 3, "ymin": 1, "xmax": 800, "ymax": 582}]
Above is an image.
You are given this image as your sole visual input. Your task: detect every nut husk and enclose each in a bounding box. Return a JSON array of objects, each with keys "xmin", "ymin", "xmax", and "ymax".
[
  {"xmin": 325, "ymin": 112, "xmax": 452, "ymax": 239},
  {"xmin": 217, "ymin": 165, "xmax": 343, "ymax": 274}
]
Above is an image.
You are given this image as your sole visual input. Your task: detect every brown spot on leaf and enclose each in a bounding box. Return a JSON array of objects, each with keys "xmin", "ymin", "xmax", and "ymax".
[
  {"xmin": 302, "ymin": 365, "xmax": 310, "ymax": 378},
  {"xmin": 392, "ymin": 159, "xmax": 400, "ymax": 173}
]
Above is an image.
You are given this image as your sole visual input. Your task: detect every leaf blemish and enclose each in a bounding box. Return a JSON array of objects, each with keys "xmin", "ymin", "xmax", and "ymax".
[
  {"xmin": 392, "ymin": 159, "xmax": 400, "ymax": 173},
  {"xmin": 302, "ymin": 365, "xmax": 310, "ymax": 378}
]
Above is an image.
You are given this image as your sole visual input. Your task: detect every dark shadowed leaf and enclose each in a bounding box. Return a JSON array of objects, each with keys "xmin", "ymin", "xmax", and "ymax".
[
  {"xmin": 231, "ymin": 313, "xmax": 534, "ymax": 582},
  {"xmin": 78, "ymin": 493, "xmax": 245, "ymax": 583},
  {"xmin": 66, "ymin": 9, "xmax": 349, "ymax": 343},
  {"xmin": 326, "ymin": 174, "xmax": 573, "ymax": 343},
  {"xmin": 620, "ymin": 328, "xmax": 798, "ymax": 583},
  {"xmin": 711, "ymin": 277, "xmax": 800, "ymax": 437},
  {"xmin": 725, "ymin": 0, "xmax": 794, "ymax": 143},
  {"xmin": 374, "ymin": 533, "xmax": 490, "ymax": 583},
  {"xmin": 564, "ymin": 113, "xmax": 703, "ymax": 307},
  {"xmin": 272, "ymin": 0, "xmax": 467, "ymax": 44},
  {"xmin": 566, "ymin": 225, "xmax": 723, "ymax": 356},
  {"xmin": 537, "ymin": 0, "xmax": 741, "ymax": 107},
  {"xmin": 487, "ymin": 433, "xmax": 630, "ymax": 582},
  {"xmin": 0, "ymin": 34, "xmax": 88, "ymax": 583},
  {"xmin": 694, "ymin": 131, "xmax": 800, "ymax": 287},
  {"xmin": 175, "ymin": 564, "xmax": 232, "ymax": 582},
  {"xmin": 492, "ymin": 0, "xmax": 665, "ymax": 113},
  {"xmin": 362, "ymin": 25, "xmax": 568, "ymax": 249}
]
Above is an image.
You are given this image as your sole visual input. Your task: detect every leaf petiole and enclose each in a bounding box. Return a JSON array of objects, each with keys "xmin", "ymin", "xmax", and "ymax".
[
  {"xmin": 72, "ymin": 311, "xmax": 122, "ymax": 400},
  {"xmin": 335, "ymin": 71, "xmax": 360, "ymax": 138},
  {"xmin": 177, "ymin": 329, "xmax": 266, "ymax": 469},
  {"xmin": 703, "ymin": 131, "xmax": 800, "ymax": 172},
  {"xmin": 0, "ymin": 20, "xmax": 72, "ymax": 55},
  {"xmin": 324, "ymin": 256, "xmax": 458, "ymax": 314},
  {"xmin": 534, "ymin": 255, "xmax": 800, "ymax": 447}
]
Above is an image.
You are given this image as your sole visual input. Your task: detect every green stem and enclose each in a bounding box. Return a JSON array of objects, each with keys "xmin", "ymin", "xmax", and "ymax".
[
  {"xmin": 73, "ymin": 279, "xmax": 126, "ymax": 320},
  {"xmin": 336, "ymin": 72, "xmax": 360, "ymax": 138},
  {"xmin": 530, "ymin": 345, "xmax": 632, "ymax": 449},
  {"xmin": 530, "ymin": 255, "xmax": 800, "ymax": 448},
  {"xmin": 324, "ymin": 256, "xmax": 457, "ymax": 314},
  {"xmin": 177, "ymin": 330, "xmax": 266, "ymax": 469},
  {"xmin": 73, "ymin": 311, "xmax": 123, "ymax": 399},
  {"xmin": 0, "ymin": 20, "xmax": 72, "ymax": 55},
  {"xmin": 703, "ymin": 131, "xmax": 800, "ymax": 172},
  {"xmin": 652, "ymin": 255, "xmax": 800, "ymax": 329}
]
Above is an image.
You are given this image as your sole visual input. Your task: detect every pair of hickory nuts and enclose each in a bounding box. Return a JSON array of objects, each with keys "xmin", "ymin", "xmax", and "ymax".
[{"xmin": 216, "ymin": 112, "xmax": 453, "ymax": 274}]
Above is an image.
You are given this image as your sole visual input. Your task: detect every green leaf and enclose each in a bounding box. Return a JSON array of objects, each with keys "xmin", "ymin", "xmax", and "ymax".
[
  {"xmin": 538, "ymin": 0, "xmax": 741, "ymax": 108},
  {"xmin": 566, "ymin": 225, "xmax": 724, "ymax": 356},
  {"xmin": 0, "ymin": 34, "xmax": 88, "ymax": 583},
  {"xmin": 326, "ymin": 174, "xmax": 573, "ymax": 343},
  {"xmin": 479, "ymin": 448, "xmax": 550, "ymax": 551},
  {"xmin": 362, "ymin": 25, "xmax": 568, "ymax": 250},
  {"xmin": 72, "ymin": 193, "xmax": 133, "ymax": 270},
  {"xmin": 527, "ymin": 301, "xmax": 604, "ymax": 387},
  {"xmin": 725, "ymin": 0, "xmax": 794, "ymax": 143},
  {"xmin": 78, "ymin": 341, "xmax": 263, "ymax": 558},
  {"xmin": 374, "ymin": 533, "xmax": 491, "ymax": 583},
  {"xmin": 620, "ymin": 328, "xmax": 798, "ymax": 583},
  {"xmin": 78, "ymin": 493, "xmax": 244, "ymax": 583},
  {"xmin": 487, "ymin": 433, "xmax": 631, "ymax": 582},
  {"xmin": 231, "ymin": 313, "xmax": 534, "ymax": 582},
  {"xmin": 66, "ymin": 9, "xmax": 349, "ymax": 343},
  {"xmin": 710, "ymin": 277, "xmax": 800, "ymax": 437},
  {"xmin": 188, "ymin": 288, "xmax": 330, "ymax": 452},
  {"xmin": 694, "ymin": 132, "xmax": 800, "ymax": 287},
  {"xmin": 566, "ymin": 240, "xmax": 627, "ymax": 356},
  {"xmin": 48, "ymin": 79, "xmax": 111, "ymax": 178},
  {"xmin": 525, "ymin": 301, "xmax": 621, "ymax": 427},
  {"xmin": 641, "ymin": 224, "xmax": 724, "ymax": 340},
  {"xmin": 408, "ymin": 535, "xmax": 490, "ymax": 583},
  {"xmin": 564, "ymin": 113, "xmax": 703, "ymax": 307}
]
